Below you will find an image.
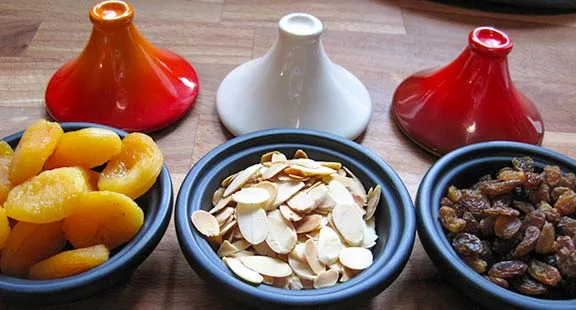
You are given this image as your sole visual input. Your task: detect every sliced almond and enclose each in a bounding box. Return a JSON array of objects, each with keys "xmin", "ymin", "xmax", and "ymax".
[
  {"xmin": 221, "ymin": 172, "xmax": 238, "ymax": 187},
  {"xmin": 212, "ymin": 187, "xmax": 225, "ymax": 206},
  {"xmin": 340, "ymin": 266, "xmax": 360, "ymax": 283},
  {"xmin": 191, "ymin": 210, "xmax": 220, "ymax": 237},
  {"xmin": 288, "ymin": 255, "xmax": 316, "ymax": 281},
  {"xmin": 317, "ymin": 226, "xmax": 343, "ymax": 265},
  {"xmin": 272, "ymin": 181, "xmax": 305, "ymax": 207},
  {"xmin": 361, "ymin": 217, "xmax": 378, "ymax": 249},
  {"xmin": 220, "ymin": 220, "xmax": 237, "ymax": 237},
  {"xmin": 332, "ymin": 203, "xmax": 365, "ymax": 246},
  {"xmin": 339, "ymin": 247, "xmax": 373, "ymax": 270},
  {"xmin": 286, "ymin": 275, "xmax": 304, "ymax": 290},
  {"xmin": 331, "ymin": 173, "xmax": 368, "ymax": 206},
  {"xmin": 251, "ymin": 181, "xmax": 278, "ymax": 210},
  {"xmin": 328, "ymin": 262, "xmax": 343, "ymax": 273},
  {"xmin": 267, "ymin": 209, "xmax": 285, "ymax": 222},
  {"xmin": 262, "ymin": 162, "xmax": 289, "ymax": 180},
  {"xmin": 271, "ymin": 152, "xmax": 288, "ymax": 163},
  {"xmin": 289, "ymin": 242, "xmax": 307, "ymax": 262},
  {"xmin": 217, "ymin": 240, "xmax": 239, "ymax": 257},
  {"xmin": 307, "ymin": 183, "xmax": 328, "ymax": 206},
  {"xmin": 217, "ymin": 239, "xmax": 251, "ymax": 257},
  {"xmin": 318, "ymin": 161, "xmax": 342, "ymax": 170},
  {"xmin": 291, "ymin": 158, "xmax": 321, "ymax": 168},
  {"xmin": 261, "ymin": 151, "xmax": 281, "ymax": 163},
  {"xmin": 313, "ymin": 269, "xmax": 339, "ymax": 289},
  {"xmin": 287, "ymin": 192, "xmax": 315, "ymax": 213},
  {"xmin": 328, "ymin": 180, "xmax": 356, "ymax": 206},
  {"xmin": 276, "ymin": 174, "xmax": 293, "ymax": 182},
  {"xmin": 306, "ymin": 229, "xmax": 321, "ymax": 240},
  {"xmin": 262, "ymin": 275, "xmax": 274, "ymax": 285},
  {"xmin": 266, "ymin": 217, "xmax": 297, "ymax": 254},
  {"xmin": 223, "ymin": 164, "xmax": 262, "ymax": 197},
  {"xmin": 293, "ymin": 149, "xmax": 309, "ymax": 159},
  {"xmin": 236, "ymin": 203, "xmax": 269, "ymax": 245},
  {"xmin": 304, "ymin": 178, "xmax": 320, "ymax": 189},
  {"xmin": 287, "ymin": 165, "xmax": 336, "ymax": 177},
  {"xmin": 223, "ymin": 257, "xmax": 263, "ymax": 284},
  {"xmin": 294, "ymin": 214, "xmax": 323, "ymax": 234},
  {"xmin": 287, "ymin": 173, "xmax": 306, "ymax": 181},
  {"xmin": 315, "ymin": 191, "xmax": 337, "ymax": 212},
  {"xmin": 209, "ymin": 196, "xmax": 234, "ymax": 215},
  {"xmin": 239, "ymin": 256, "xmax": 292, "ymax": 277},
  {"xmin": 279, "ymin": 204, "xmax": 303, "ymax": 222},
  {"xmin": 215, "ymin": 207, "xmax": 235, "ymax": 226},
  {"xmin": 229, "ymin": 250, "xmax": 255, "ymax": 258},
  {"xmin": 365, "ymin": 185, "xmax": 381, "ymax": 221},
  {"xmin": 253, "ymin": 241, "xmax": 278, "ymax": 257},
  {"xmin": 232, "ymin": 187, "xmax": 271, "ymax": 208},
  {"xmin": 304, "ymin": 239, "xmax": 325, "ymax": 274}
]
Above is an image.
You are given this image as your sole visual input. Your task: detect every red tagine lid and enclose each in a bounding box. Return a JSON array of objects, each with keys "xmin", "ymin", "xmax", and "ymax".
[
  {"xmin": 45, "ymin": 0, "xmax": 199, "ymax": 132},
  {"xmin": 391, "ymin": 27, "xmax": 544, "ymax": 156}
]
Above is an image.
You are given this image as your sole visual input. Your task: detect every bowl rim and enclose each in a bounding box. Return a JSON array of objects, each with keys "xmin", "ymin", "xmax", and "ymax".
[
  {"xmin": 416, "ymin": 140, "xmax": 576, "ymax": 309},
  {"xmin": 174, "ymin": 127, "xmax": 416, "ymax": 307},
  {"xmin": 0, "ymin": 122, "xmax": 173, "ymax": 299}
]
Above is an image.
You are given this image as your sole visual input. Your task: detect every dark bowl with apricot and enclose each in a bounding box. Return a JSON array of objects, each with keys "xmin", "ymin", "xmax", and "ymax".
[
  {"xmin": 416, "ymin": 141, "xmax": 576, "ymax": 309},
  {"xmin": 0, "ymin": 122, "xmax": 173, "ymax": 303}
]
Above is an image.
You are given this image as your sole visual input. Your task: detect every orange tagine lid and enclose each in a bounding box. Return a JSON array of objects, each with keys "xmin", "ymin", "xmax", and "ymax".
[{"xmin": 45, "ymin": 0, "xmax": 200, "ymax": 132}]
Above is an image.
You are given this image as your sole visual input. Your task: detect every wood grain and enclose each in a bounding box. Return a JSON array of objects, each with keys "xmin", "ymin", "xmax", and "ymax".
[{"xmin": 1, "ymin": 0, "xmax": 575, "ymax": 308}]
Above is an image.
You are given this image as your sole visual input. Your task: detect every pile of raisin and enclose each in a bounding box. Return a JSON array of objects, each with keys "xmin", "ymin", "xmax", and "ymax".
[{"xmin": 439, "ymin": 157, "xmax": 576, "ymax": 298}]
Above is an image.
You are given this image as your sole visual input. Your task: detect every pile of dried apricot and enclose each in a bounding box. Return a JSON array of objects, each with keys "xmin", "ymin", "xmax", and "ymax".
[
  {"xmin": 191, "ymin": 150, "xmax": 381, "ymax": 289},
  {"xmin": 439, "ymin": 157, "xmax": 576, "ymax": 299},
  {"xmin": 0, "ymin": 120, "xmax": 163, "ymax": 280}
]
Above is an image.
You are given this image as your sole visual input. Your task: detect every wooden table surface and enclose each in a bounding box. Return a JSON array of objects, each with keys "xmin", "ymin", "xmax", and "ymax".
[{"xmin": 1, "ymin": 0, "xmax": 576, "ymax": 308}]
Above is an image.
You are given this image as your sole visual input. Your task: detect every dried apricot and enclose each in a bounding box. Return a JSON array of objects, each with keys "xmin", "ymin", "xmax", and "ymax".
[
  {"xmin": 0, "ymin": 207, "xmax": 10, "ymax": 250},
  {"xmin": 28, "ymin": 244, "xmax": 109, "ymax": 280},
  {"xmin": 4, "ymin": 167, "xmax": 89, "ymax": 223},
  {"xmin": 44, "ymin": 128, "xmax": 121, "ymax": 169},
  {"xmin": 63, "ymin": 191, "xmax": 144, "ymax": 250},
  {"xmin": 9, "ymin": 120, "xmax": 63, "ymax": 184},
  {"xmin": 0, "ymin": 221, "xmax": 66, "ymax": 277},
  {"xmin": 98, "ymin": 133, "xmax": 163, "ymax": 199},
  {"xmin": 0, "ymin": 141, "xmax": 14, "ymax": 204}
]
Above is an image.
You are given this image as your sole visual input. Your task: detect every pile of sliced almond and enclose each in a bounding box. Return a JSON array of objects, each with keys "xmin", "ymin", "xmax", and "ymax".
[{"xmin": 190, "ymin": 150, "xmax": 382, "ymax": 289}]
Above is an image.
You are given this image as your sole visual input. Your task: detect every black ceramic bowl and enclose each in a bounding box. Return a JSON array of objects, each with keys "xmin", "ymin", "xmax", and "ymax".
[
  {"xmin": 417, "ymin": 141, "xmax": 576, "ymax": 309},
  {"xmin": 0, "ymin": 122, "xmax": 173, "ymax": 303},
  {"xmin": 175, "ymin": 128, "xmax": 416, "ymax": 309}
]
